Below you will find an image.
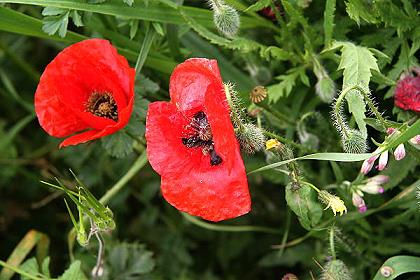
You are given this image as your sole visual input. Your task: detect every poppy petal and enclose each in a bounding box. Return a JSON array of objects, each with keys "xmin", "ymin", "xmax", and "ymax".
[
  {"xmin": 160, "ymin": 165, "xmax": 250, "ymax": 222},
  {"xmin": 169, "ymin": 58, "xmax": 222, "ymax": 112}
]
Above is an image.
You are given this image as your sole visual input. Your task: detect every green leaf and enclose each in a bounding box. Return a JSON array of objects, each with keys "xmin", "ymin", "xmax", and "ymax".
[
  {"xmin": 285, "ymin": 183, "xmax": 323, "ymax": 230},
  {"xmin": 0, "ymin": 0, "xmax": 270, "ymax": 29},
  {"xmin": 267, "ymin": 68, "xmax": 303, "ymax": 102},
  {"xmin": 58, "ymin": 261, "xmax": 87, "ymax": 280},
  {"xmin": 123, "ymin": 0, "xmax": 133, "ymax": 6},
  {"xmin": 101, "ymin": 131, "xmax": 134, "ymax": 158},
  {"xmin": 373, "ymin": 256, "xmax": 420, "ymax": 280},
  {"xmin": 345, "ymin": 0, "xmax": 378, "ymax": 25},
  {"xmin": 244, "ymin": 0, "xmax": 270, "ymax": 12},
  {"xmin": 323, "ymin": 0, "xmax": 336, "ymax": 47},
  {"xmin": 334, "ymin": 41, "xmax": 380, "ymax": 137},
  {"xmin": 42, "ymin": 12, "xmax": 69, "ymax": 37},
  {"xmin": 19, "ymin": 258, "xmax": 40, "ymax": 280},
  {"xmin": 108, "ymin": 243, "xmax": 155, "ymax": 278}
]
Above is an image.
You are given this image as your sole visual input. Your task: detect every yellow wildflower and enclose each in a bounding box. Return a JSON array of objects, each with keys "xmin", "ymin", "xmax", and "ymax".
[
  {"xmin": 318, "ymin": 190, "xmax": 347, "ymax": 216},
  {"xmin": 265, "ymin": 139, "xmax": 281, "ymax": 150}
]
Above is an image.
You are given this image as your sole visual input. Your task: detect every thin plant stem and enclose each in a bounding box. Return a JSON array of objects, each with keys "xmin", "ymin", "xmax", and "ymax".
[
  {"xmin": 135, "ymin": 23, "xmax": 156, "ymax": 75},
  {"xmin": 0, "ymin": 260, "xmax": 46, "ymax": 280},
  {"xmin": 100, "ymin": 151, "xmax": 148, "ymax": 205},
  {"xmin": 329, "ymin": 225, "xmax": 336, "ymax": 260}
]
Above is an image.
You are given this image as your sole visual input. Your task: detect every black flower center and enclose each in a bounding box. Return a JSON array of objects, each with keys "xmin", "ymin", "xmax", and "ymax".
[
  {"xmin": 86, "ymin": 92, "xmax": 118, "ymax": 121},
  {"xmin": 182, "ymin": 111, "xmax": 223, "ymax": 166}
]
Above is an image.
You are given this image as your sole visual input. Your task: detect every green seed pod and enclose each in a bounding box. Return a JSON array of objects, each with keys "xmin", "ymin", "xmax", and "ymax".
[
  {"xmin": 321, "ymin": 259, "xmax": 352, "ymax": 280},
  {"xmin": 212, "ymin": 3, "xmax": 240, "ymax": 38},
  {"xmin": 237, "ymin": 123, "xmax": 265, "ymax": 154},
  {"xmin": 342, "ymin": 129, "xmax": 367, "ymax": 154}
]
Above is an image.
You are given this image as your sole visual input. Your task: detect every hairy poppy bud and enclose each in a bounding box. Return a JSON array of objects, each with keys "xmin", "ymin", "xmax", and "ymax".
[
  {"xmin": 237, "ymin": 123, "xmax": 265, "ymax": 154},
  {"xmin": 210, "ymin": 1, "xmax": 240, "ymax": 38},
  {"xmin": 321, "ymin": 259, "xmax": 352, "ymax": 280},
  {"xmin": 342, "ymin": 129, "xmax": 367, "ymax": 154}
]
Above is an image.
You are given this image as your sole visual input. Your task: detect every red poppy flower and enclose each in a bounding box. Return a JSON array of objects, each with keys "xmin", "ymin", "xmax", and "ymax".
[
  {"xmin": 394, "ymin": 73, "xmax": 420, "ymax": 113},
  {"xmin": 145, "ymin": 58, "xmax": 251, "ymax": 222},
  {"xmin": 35, "ymin": 39, "xmax": 135, "ymax": 147}
]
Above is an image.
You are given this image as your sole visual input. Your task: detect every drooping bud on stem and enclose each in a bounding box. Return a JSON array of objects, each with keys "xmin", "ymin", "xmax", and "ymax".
[{"xmin": 209, "ymin": 0, "xmax": 240, "ymax": 38}]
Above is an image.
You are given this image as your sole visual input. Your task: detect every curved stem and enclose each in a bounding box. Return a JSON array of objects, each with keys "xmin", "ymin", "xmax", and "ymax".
[
  {"xmin": 100, "ymin": 151, "xmax": 148, "ymax": 204},
  {"xmin": 181, "ymin": 213, "xmax": 281, "ymax": 234},
  {"xmin": 334, "ymin": 85, "xmax": 387, "ymax": 137}
]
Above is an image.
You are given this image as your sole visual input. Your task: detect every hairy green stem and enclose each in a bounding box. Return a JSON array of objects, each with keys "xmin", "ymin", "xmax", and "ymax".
[
  {"xmin": 329, "ymin": 225, "xmax": 336, "ymax": 260},
  {"xmin": 334, "ymin": 84, "xmax": 387, "ymax": 138}
]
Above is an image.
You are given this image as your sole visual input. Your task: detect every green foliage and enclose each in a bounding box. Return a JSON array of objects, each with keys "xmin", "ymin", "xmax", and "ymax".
[
  {"xmin": 333, "ymin": 41, "xmax": 380, "ymax": 137},
  {"xmin": 105, "ymin": 243, "xmax": 155, "ymax": 279},
  {"xmin": 285, "ymin": 183, "xmax": 323, "ymax": 230}
]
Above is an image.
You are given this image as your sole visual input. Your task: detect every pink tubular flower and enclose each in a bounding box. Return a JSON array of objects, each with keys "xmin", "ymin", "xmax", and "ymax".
[
  {"xmin": 378, "ymin": 151, "xmax": 388, "ymax": 171},
  {"xmin": 367, "ymin": 175, "xmax": 389, "ymax": 185},
  {"xmin": 352, "ymin": 193, "xmax": 367, "ymax": 213},
  {"xmin": 360, "ymin": 154, "xmax": 379, "ymax": 174},
  {"xmin": 360, "ymin": 183, "xmax": 384, "ymax": 194},
  {"xmin": 410, "ymin": 135, "xmax": 420, "ymax": 145},
  {"xmin": 394, "ymin": 143, "xmax": 406, "ymax": 161},
  {"xmin": 386, "ymin": 128, "xmax": 396, "ymax": 135}
]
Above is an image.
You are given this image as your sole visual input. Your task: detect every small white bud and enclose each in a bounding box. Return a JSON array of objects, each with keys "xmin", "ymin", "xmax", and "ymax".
[
  {"xmin": 393, "ymin": 143, "xmax": 406, "ymax": 161},
  {"xmin": 378, "ymin": 151, "xmax": 388, "ymax": 171}
]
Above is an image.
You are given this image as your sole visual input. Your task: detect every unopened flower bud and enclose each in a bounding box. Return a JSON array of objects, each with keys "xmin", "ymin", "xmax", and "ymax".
[
  {"xmin": 282, "ymin": 273, "xmax": 298, "ymax": 280},
  {"xmin": 378, "ymin": 151, "xmax": 388, "ymax": 171},
  {"xmin": 211, "ymin": 2, "xmax": 240, "ymax": 38},
  {"xmin": 386, "ymin": 127, "xmax": 396, "ymax": 135},
  {"xmin": 394, "ymin": 143, "xmax": 406, "ymax": 161},
  {"xmin": 361, "ymin": 183, "xmax": 385, "ymax": 194},
  {"xmin": 237, "ymin": 123, "xmax": 265, "ymax": 154},
  {"xmin": 321, "ymin": 259, "xmax": 352, "ymax": 280},
  {"xmin": 360, "ymin": 158, "xmax": 374, "ymax": 175},
  {"xmin": 342, "ymin": 129, "xmax": 367, "ymax": 154},
  {"xmin": 410, "ymin": 135, "xmax": 420, "ymax": 145},
  {"xmin": 250, "ymin": 85, "xmax": 268, "ymax": 103},
  {"xmin": 367, "ymin": 175, "xmax": 389, "ymax": 185},
  {"xmin": 316, "ymin": 75, "xmax": 336, "ymax": 103},
  {"xmin": 352, "ymin": 192, "xmax": 365, "ymax": 209}
]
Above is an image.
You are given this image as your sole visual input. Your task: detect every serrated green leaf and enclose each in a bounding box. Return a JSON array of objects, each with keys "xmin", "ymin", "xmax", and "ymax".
[
  {"xmin": 285, "ymin": 183, "xmax": 323, "ymax": 230},
  {"xmin": 323, "ymin": 0, "xmax": 336, "ymax": 47},
  {"xmin": 19, "ymin": 258, "xmax": 40, "ymax": 280},
  {"xmin": 70, "ymin": 10, "xmax": 83, "ymax": 27},
  {"xmin": 42, "ymin": 12, "xmax": 69, "ymax": 37},
  {"xmin": 58, "ymin": 261, "xmax": 87, "ymax": 280},
  {"xmin": 345, "ymin": 0, "xmax": 378, "ymax": 25},
  {"xmin": 267, "ymin": 68, "xmax": 302, "ymax": 102},
  {"xmin": 42, "ymin": 6, "xmax": 67, "ymax": 16},
  {"xmin": 108, "ymin": 243, "xmax": 155, "ymax": 278},
  {"xmin": 101, "ymin": 131, "xmax": 134, "ymax": 158},
  {"xmin": 244, "ymin": 0, "xmax": 270, "ymax": 12},
  {"xmin": 334, "ymin": 41, "xmax": 380, "ymax": 137}
]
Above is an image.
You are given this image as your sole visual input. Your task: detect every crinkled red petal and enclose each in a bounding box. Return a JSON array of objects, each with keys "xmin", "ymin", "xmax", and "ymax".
[
  {"xmin": 394, "ymin": 76, "xmax": 420, "ymax": 113},
  {"xmin": 146, "ymin": 58, "xmax": 250, "ymax": 221},
  {"xmin": 160, "ymin": 164, "xmax": 250, "ymax": 222},
  {"xmin": 35, "ymin": 39, "xmax": 135, "ymax": 143}
]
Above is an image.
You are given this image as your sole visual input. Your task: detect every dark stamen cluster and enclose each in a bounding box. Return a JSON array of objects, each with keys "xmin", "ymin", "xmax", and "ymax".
[
  {"xmin": 86, "ymin": 92, "xmax": 118, "ymax": 121},
  {"xmin": 182, "ymin": 111, "xmax": 222, "ymax": 166}
]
